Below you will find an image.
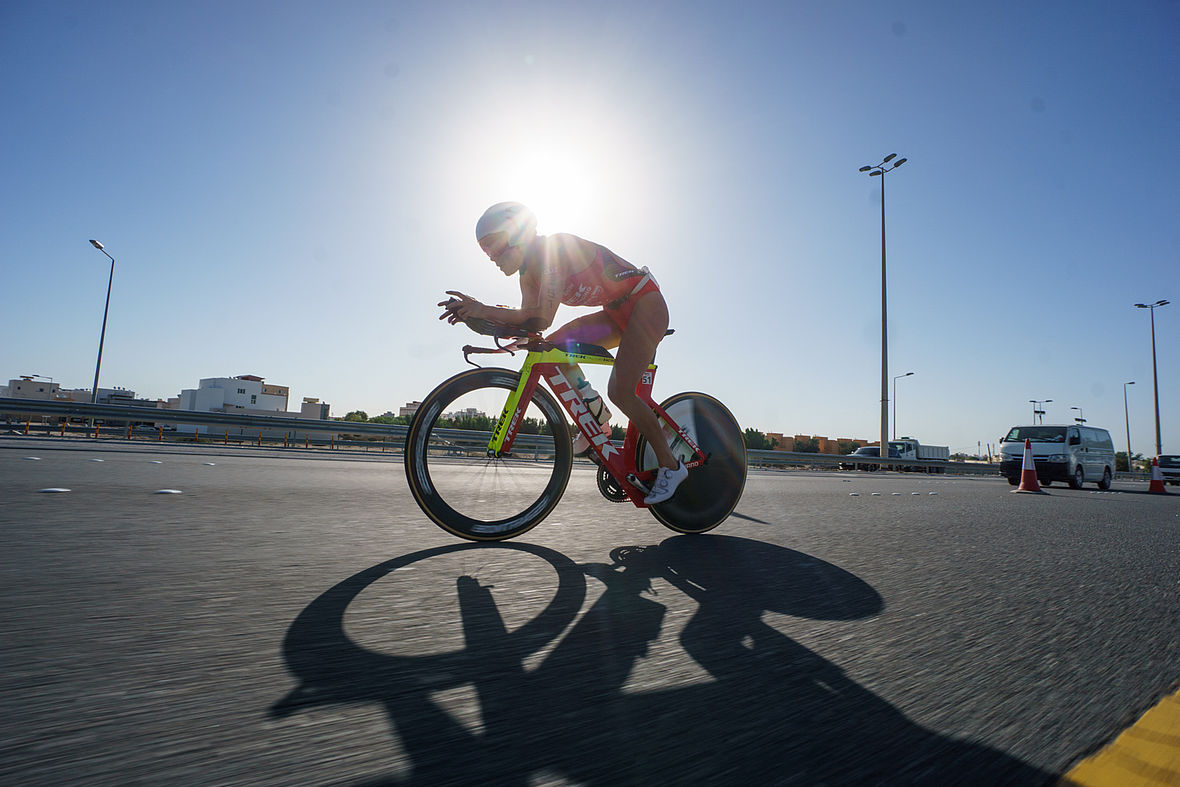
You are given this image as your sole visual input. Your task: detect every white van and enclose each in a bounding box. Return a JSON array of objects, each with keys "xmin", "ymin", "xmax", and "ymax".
[{"xmin": 999, "ymin": 424, "xmax": 1116, "ymax": 490}]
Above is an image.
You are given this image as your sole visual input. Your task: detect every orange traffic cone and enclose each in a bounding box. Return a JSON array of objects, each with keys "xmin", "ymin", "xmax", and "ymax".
[
  {"xmin": 1013, "ymin": 438, "xmax": 1047, "ymax": 494},
  {"xmin": 1148, "ymin": 457, "xmax": 1168, "ymax": 494}
]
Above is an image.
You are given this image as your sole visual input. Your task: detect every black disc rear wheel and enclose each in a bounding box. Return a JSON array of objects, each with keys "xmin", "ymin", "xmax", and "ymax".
[
  {"xmin": 404, "ymin": 368, "xmax": 572, "ymax": 541},
  {"xmin": 637, "ymin": 392, "xmax": 747, "ymax": 534}
]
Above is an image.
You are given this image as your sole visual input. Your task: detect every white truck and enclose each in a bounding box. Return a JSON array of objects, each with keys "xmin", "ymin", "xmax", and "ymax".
[{"xmin": 888, "ymin": 437, "xmax": 950, "ymax": 473}]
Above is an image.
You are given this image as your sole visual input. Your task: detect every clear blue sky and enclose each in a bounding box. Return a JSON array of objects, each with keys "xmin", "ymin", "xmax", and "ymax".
[{"xmin": 3, "ymin": 0, "xmax": 1177, "ymax": 456}]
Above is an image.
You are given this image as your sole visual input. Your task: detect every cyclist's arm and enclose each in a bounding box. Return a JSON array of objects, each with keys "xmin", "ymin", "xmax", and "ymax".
[{"xmin": 462, "ymin": 261, "xmax": 562, "ymax": 332}]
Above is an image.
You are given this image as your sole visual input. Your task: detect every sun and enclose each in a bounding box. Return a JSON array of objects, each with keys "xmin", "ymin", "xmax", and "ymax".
[
  {"xmin": 493, "ymin": 143, "xmax": 600, "ymax": 234},
  {"xmin": 439, "ymin": 85, "xmax": 655, "ymax": 241}
]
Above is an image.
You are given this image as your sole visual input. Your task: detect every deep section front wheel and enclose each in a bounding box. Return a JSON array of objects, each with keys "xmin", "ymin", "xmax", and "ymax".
[
  {"xmin": 404, "ymin": 368, "xmax": 573, "ymax": 541},
  {"xmin": 638, "ymin": 392, "xmax": 748, "ymax": 534}
]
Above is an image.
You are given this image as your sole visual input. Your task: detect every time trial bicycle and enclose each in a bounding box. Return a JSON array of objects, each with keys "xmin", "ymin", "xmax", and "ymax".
[{"xmin": 404, "ymin": 323, "xmax": 747, "ymax": 542}]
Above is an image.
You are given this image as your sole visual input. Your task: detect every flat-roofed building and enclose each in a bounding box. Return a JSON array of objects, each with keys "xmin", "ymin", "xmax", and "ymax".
[{"xmin": 174, "ymin": 374, "xmax": 328, "ymax": 437}]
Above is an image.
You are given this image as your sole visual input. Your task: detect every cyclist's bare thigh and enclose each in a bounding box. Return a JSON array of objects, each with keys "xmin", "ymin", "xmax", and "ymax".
[{"xmin": 546, "ymin": 310, "xmax": 622, "ymax": 349}]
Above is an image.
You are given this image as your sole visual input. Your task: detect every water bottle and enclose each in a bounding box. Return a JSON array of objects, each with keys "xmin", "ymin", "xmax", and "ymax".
[{"xmin": 576, "ymin": 377, "xmax": 612, "ymax": 434}]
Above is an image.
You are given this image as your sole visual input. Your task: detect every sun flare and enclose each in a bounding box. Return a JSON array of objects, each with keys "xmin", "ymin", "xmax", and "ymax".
[
  {"xmin": 440, "ymin": 86, "xmax": 660, "ymax": 245},
  {"xmin": 493, "ymin": 144, "xmax": 600, "ymax": 234}
]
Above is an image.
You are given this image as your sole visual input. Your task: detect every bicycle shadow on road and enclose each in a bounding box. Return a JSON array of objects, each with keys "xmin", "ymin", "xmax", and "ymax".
[{"xmin": 271, "ymin": 536, "xmax": 1051, "ymax": 785}]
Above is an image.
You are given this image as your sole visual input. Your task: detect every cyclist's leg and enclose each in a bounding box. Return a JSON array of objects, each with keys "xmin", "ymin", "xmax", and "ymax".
[
  {"xmin": 545, "ymin": 311, "xmax": 621, "ymax": 349},
  {"xmin": 545, "ymin": 313, "xmax": 623, "ymax": 449},
  {"xmin": 547, "ymin": 312, "xmax": 622, "ymax": 398},
  {"xmin": 606, "ymin": 291, "xmax": 678, "ymax": 470}
]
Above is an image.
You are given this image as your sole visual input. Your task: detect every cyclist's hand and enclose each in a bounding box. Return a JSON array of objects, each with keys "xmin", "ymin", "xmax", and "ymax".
[{"xmin": 438, "ymin": 291, "xmax": 483, "ymax": 325}]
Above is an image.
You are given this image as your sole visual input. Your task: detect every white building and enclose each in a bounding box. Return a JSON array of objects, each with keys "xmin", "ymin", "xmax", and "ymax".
[
  {"xmin": 178, "ymin": 374, "xmax": 289, "ymax": 414},
  {"xmin": 5, "ymin": 376, "xmax": 63, "ymax": 400},
  {"xmin": 444, "ymin": 407, "xmax": 485, "ymax": 420},
  {"xmin": 4, "ymin": 378, "xmax": 157, "ymax": 406},
  {"xmin": 174, "ymin": 374, "xmax": 329, "ymax": 436},
  {"xmin": 300, "ymin": 398, "xmax": 330, "ymax": 419}
]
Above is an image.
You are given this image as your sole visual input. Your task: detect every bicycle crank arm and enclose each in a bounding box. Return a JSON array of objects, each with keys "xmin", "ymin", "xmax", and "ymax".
[{"xmin": 625, "ymin": 474, "xmax": 652, "ymax": 497}]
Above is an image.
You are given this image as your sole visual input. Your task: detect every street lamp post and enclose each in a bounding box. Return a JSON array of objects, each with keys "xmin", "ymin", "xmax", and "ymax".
[
  {"xmin": 1134, "ymin": 300, "xmax": 1169, "ymax": 457},
  {"xmin": 1030, "ymin": 399, "xmax": 1052, "ymax": 425},
  {"xmin": 1123, "ymin": 381, "xmax": 1135, "ymax": 474},
  {"xmin": 860, "ymin": 153, "xmax": 907, "ymax": 467},
  {"xmin": 892, "ymin": 371, "xmax": 913, "ymax": 440},
  {"xmin": 1070, "ymin": 406, "xmax": 1085, "ymax": 424},
  {"xmin": 88, "ymin": 240, "xmax": 115, "ymax": 406}
]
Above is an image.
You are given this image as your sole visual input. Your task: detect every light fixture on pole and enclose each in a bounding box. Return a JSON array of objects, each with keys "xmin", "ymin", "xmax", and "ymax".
[
  {"xmin": 1030, "ymin": 399, "xmax": 1052, "ymax": 425},
  {"xmin": 892, "ymin": 371, "xmax": 913, "ymax": 440},
  {"xmin": 1123, "ymin": 381, "xmax": 1135, "ymax": 474},
  {"xmin": 1070, "ymin": 406, "xmax": 1086, "ymax": 424},
  {"xmin": 88, "ymin": 240, "xmax": 115, "ymax": 406},
  {"xmin": 1134, "ymin": 300, "xmax": 1169, "ymax": 456},
  {"xmin": 859, "ymin": 153, "xmax": 907, "ymax": 466}
]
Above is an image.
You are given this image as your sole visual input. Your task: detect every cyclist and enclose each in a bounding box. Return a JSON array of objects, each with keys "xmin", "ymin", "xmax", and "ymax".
[{"xmin": 439, "ymin": 202, "xmax": 688, "ymax": 504}]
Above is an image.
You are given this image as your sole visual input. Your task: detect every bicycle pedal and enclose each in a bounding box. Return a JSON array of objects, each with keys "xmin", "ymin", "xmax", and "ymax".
[{"xmin": 625, "ymin": 473, "xmax": 652, "ymax": 496}]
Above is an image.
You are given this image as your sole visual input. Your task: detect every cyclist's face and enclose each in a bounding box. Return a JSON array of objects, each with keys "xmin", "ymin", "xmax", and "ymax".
[{"xmin": 479, "ymin": 232, "xmax": 524, "ymax": 275}]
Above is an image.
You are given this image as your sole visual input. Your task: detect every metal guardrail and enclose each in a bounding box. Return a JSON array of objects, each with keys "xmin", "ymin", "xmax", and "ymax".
[
  {"xmin": 3, "ymin": 397, "xmax": 1004, "ymax": 474},
  {"xmin": 746, "ymin": 449, "xmax": 1001, "ymax": 476},
  {"xmin": 0, "ymin": 398, "xmax": 562, "ymax": 456},
  {"xmin": 1, "ymin": 397, "xmax": 407, "ymax": 438}
]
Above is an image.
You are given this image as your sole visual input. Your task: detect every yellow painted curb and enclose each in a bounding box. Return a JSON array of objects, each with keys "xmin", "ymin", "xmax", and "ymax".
[{"xmin": 1061, "ymin": 686, "xmax": 1180, "ymax": 786}]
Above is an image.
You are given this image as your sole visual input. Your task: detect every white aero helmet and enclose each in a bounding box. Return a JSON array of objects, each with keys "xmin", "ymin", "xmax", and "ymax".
[{"xmin": 475, "ymin": 202, "xmax": 536, "ymax": 247}]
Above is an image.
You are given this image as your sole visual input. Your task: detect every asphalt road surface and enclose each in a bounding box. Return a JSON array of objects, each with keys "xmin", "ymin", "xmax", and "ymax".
[{"xmin": 1, "ymin": 438, "xmax": 1176, "ymax": 785}]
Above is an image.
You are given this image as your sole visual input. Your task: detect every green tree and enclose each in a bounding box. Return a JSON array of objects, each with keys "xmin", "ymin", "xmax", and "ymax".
[
  {"xmin": 1116, "ymin": 451, "xmax": 1145, "ymax": 472},
  {"xmin": 342, "ymin": 410, "xmax": 369, "ymax": 422},
  {"xmin": 443, "ymin": 413, "xmax": 496, "ymax": 432},
  {"xmin": 518, "ymin": 416, "xmax": 555, "ymax": 435},
  {"xmin": 838, "ymin": 440, "xmax": 863, "ymax": 455},
  {"xmin": 743, "ymin": 428, "xmax": 773, "ymax": 450},
  {"xmin": 794, "ymin": 437, "xmax": 820, "ymax": 453}
]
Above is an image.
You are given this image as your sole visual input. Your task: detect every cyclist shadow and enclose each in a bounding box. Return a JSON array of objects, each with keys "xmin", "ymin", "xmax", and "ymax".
[{"xmin": 272, "ymin": 537, "xmax": 1050, "ymax": 785}]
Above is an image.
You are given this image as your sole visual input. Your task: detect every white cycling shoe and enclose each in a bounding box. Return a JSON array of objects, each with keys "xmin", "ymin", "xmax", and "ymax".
[{"xmin": 644, "ymin": 461, "xmax": 688, "ymax": 505}]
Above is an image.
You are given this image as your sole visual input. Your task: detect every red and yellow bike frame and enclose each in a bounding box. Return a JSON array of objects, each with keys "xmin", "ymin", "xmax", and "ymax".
[{"xmin": 485, "ymin": 342, "xmax": 706, "ymax": 507}]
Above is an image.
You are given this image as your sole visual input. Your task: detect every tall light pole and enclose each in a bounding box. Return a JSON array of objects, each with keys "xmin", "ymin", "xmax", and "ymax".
[
  {"xmin": 1070, "ymin": 406, "xmax": 1085, "ymax": 424},
  {"xmin": 89, "ymin": 240, "xmax": 115, "ymax": 405},
  {"xmin": 1123, "ymin": 381, "xmax": 1135, "ymax": 474},
  {"xmin": 893, "ymin": 371, "xmax": 913, "ymax": 440},
  {"xmin": 1134, "ymin": 300, "xmax": 1169, "ymax": 456},
  {"xmin": 1030, "ymin": 399, "xmax": 1052, "ymax": 425},
  {"xmin": 860, "ymin": 153, "xmax": 907, "ymax": 465}
]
